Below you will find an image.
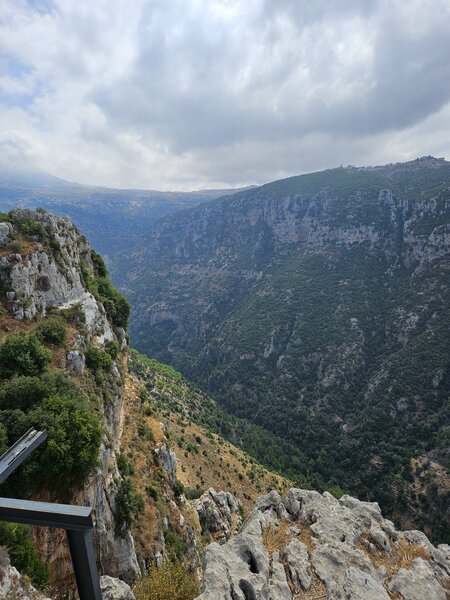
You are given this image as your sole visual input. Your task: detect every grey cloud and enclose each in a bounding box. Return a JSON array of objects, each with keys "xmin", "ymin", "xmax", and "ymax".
[{"xmin": 1, "ymin": 0, "xmax": 449, "ymax": 188}]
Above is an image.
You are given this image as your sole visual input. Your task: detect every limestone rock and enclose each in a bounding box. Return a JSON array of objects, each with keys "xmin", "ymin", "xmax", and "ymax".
[
  {"xmin": 66, "ymin": 350, "xmax": 85, "ymax": 373},
  {"xmin": 0, "ymin": 222, "xmax": 12, "ymax": 245},
  {"xmin": 285, "ymin": 539, "xmax": 311, "ymax": 591},
  {"xmin": 388, "ymin": 557, "xmax": 447, "ymax": 600},
  {"xmin": 194, "ymin": 488, "xmax": 242, "ymax": 542},
  {"xmin": 100, "ymin": 575, "xmax": 135, "ymax": 600},
  {"xmin": 195, "ymin": 488, "xmax": 450, "ymax": 600},
  {"xmin": 154, "ymin": 444, "xmax": 177, "ymax": 483},
  {"xmin": 0, "ymin": 547, "xmax": 50, "ymax": 599},
  {"xmin": 341, "ymin": 567, "xmax": 390, "ymax": 600}
]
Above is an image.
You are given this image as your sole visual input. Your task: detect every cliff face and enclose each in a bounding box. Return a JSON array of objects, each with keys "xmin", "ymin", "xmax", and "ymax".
[
  {"xmin": 0, "ymin": 209, "xmax": 140, "ymax": 589},
  {"xmin": 195, "ymin": 488, "xmax": 450, "ymax": 600},
  {"xmin": 123, "ymin": 158, "xmax": 450, "ymax": 540}
]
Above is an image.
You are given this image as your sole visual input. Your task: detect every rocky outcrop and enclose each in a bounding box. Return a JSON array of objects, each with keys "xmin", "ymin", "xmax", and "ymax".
[
  {"xmin": 0, "ymin": 210, "xmax": 140, "ymax": 588},
  {"xmin": 100, "ymin": 575, "xmax": 135, "ymax": 600},
  {"xmin": 194, "ymin": 488, "xmax": 242, "ymax": 542},
  {"xmin": 0, "ymin": 210, "xmax": 113, "ymax": 342},
  {"xmin": 0, "ymin": 548, "xmax": 50, "ymax": 600},
  {"xmin": 154, "ymin": 443, "xmax": 177, "ymax": 484},
  {"xmin": 196, "ymin": 488, "xmax": 450, "ymax": 600}
]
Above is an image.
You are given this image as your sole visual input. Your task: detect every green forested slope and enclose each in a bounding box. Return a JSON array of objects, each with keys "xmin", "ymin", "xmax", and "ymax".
[{"xmin": 124, "ymin": 157, "xmax": 450, "ymax": 541}]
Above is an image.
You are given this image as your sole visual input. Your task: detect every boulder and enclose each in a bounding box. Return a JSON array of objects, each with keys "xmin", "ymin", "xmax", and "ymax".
[{"xmin": 100, "ymin": 575, "xmax": 135, "ymax": 600}]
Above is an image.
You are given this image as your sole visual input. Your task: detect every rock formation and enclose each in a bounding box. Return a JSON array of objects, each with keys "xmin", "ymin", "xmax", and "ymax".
[{"xmin": 196, "ymin": 489, "xmax": 450, "ymax": 600}]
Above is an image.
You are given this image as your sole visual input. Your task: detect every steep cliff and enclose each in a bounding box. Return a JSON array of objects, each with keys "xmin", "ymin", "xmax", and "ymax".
[
  {"xmin": 0, "ymin": 209, "xmax": 139, "ymax": 593},
  {"xmin": 123, "ymin": 157, "xmax": 450, "ymax": 540}
]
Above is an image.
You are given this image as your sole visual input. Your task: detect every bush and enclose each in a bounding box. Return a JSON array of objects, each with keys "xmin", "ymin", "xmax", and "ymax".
[
  {"xmin": 35, "ymin": 316, "xmax": 66, "ymax": 346},
  {"xmin": 117, "ymin": 453, "xmax": 135, "ymax": 477},
  {"xmin": 105, "ymin": 340, "xmax": 120, "ymax": 360},
  {"xmin": 0, "ymin": 376, "xmax": 47, "ymax": 411},
  {"xmin": 0, "ymin": 523, "xmax": 49, "ymax": 589},
  {"xmin": 116, "ymin": 479, "xmax": 144, "ymax": 529},
  {"xmin": 134, "ymin": 560, "xmax": 199, "ymax": 600},
  {"xmin": 163, "ymin": 529, "xmax": 185, "ymax": 561},
  {"xmin": 0, "ymin": 333, "xmax": 52, "ymax": 379},
  {"xmin": 26, "ymin": 394, "xmax": 102, "ymax": 491},
  {"xmin": 97, "ymin": 278, "xmax": 131, "ymax": 329},
  {"xmin": 85, "ymin": 345, "xmax": 112, "ymax": 372}
]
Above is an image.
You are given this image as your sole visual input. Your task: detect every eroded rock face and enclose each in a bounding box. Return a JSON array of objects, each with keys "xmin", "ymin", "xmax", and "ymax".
[
  {"xmin": 196, "ymin": 488, "xmax": 450, "ymax": 600},
  {"xmin": 194, "ymin": 488, "xmax": 242, "ymax": 542},
  {"xmin": 0, "ymin": 548, "xmax": 50, "ymax": 600},
  {"xmin": 0, "ymin": 210, "xmax": 140, "ymax": 588},
  {"xmin": 100, "ymin": 575, "xmax": 135, "ymax": 600},
  {"xmin": 154, "ymin": 444, "xmax": 177, "ymax": 484}
]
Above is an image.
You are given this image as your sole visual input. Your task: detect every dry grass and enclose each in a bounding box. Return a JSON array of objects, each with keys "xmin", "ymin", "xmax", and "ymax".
[
  {"xmin": 134, "ymin": 561, "xmax": 199, "ymax": 600},
  {"xmin": 293, "ymin": 574, "xmax": 327, "ymax": 599}
]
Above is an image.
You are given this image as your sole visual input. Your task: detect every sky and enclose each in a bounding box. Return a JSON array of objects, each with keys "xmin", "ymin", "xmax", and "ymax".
[{"xmin": 1, "ymin": 0, "xmax": 450, "ymax": 191}]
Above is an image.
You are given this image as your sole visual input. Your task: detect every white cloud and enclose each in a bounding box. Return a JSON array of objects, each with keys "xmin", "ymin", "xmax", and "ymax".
[{"xmin": 0, "ymin": 0, "xmax": 449, "ymax": 190}]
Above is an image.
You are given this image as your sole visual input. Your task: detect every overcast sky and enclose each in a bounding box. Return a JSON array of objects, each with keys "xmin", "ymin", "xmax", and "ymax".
[{"xmin": 1, "ymin": 0, "xmax": 450, "ymax": 190}]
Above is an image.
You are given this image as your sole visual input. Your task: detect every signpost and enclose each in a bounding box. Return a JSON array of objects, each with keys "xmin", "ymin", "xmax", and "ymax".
[{"xmin": 0, "ymin": 428, "xmax": 102, "ymax": 599}]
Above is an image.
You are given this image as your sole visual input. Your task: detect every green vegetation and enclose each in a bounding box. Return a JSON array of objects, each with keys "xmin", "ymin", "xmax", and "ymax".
[
  {"xmin": 116, "ymin": 479, "xmax": 144, "ymax": 530},
  {"xmin": 0, "ymin": 332, "xmax": 102, "ymax": 496},
  {"xmin": 0, "ymin": 522, "xmax": 49, "ymax": 589},
  {"xmin": 0, "ymin": 333, "xmax": 52, "ymax": 379},
  {"xmin": 85, "ymin": 344, "xmax": 113, "ymax": 372},
  {"xmin": 35, "ymin": 316, "xmax": 66, "ymax": 346},
  {"xmin": 128, "ymin": 160, "xmax": 450, "ymax": 542},
  {"xmin": 79, "ymin": 251, "xmax": 130, "ymax": 328}
]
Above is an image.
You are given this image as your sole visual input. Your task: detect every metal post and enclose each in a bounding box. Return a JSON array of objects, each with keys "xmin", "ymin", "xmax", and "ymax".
[
  {"xmin": 0, "ymin": 498, "xmax": 103, "ymax": 600},
  {"xmin": 67, "ymin": 529, "xmax": 102, "ymax": 600},
  {"xmin": 0, "ymin": 431, "xmax": 103, "ymax": 599}
]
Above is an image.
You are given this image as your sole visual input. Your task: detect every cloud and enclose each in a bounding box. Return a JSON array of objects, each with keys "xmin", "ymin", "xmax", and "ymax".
[{"xmin": 0, "ymin": 0, "xmax": 449, "ymax": 189}]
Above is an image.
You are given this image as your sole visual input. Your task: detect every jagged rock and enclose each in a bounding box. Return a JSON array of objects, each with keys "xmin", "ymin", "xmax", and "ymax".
[
  {"xmin": 195, "ymin": 488, "xmax": 450, "ymax": 600},
  {"xmin": 100, "ymin": 575, "xmax": 135, "ymax": 600},
  {"xmin": 0, "ymin": 222, "xmax": 12, "ymax": 245},
  {"xmin": 194, "ymin": 488, "xmax": 242, "ymax": 542},
  {"xmin": 66, "ymin": 350, "xmax": 85, "ymax": 373},
  {"xmin": 341, "ymin": 567, "xmax": 390, "ymax": 599},
  {"xmin": 0, "ymin": 547, "xmax": 50, "ymax": 599},
  {"xmin": 285, "ymin": 539, "xmax": 311, "ymax": 591},
  {"xmin": 388, "ymin": 557, "xmax": 447, "ymax": 600},
  {"xmin": 154, "ymin": 444, "xmax": 177, "ymax": 483},
  {"xmin": 0, "ymin": 210, "xmax": 140, "ymax": 588}
]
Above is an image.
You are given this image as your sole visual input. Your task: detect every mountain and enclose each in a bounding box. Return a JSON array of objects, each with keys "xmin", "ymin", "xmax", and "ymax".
[
  {"xmin": 0, "ymin": 208, "xmax": 287, "ymax": 599},
  {"xmin": 0, "ymin": 171, "xmax": 252, "ymax": 260},
  {"xmin": 123, "ymin": 156, "xmax": 450, "ymax": 542}
]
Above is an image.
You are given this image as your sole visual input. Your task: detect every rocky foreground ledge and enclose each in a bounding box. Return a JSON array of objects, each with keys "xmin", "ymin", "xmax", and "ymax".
[{"xmin": 195, "ymin": 488, "xmax": 450, "ymax": 600}]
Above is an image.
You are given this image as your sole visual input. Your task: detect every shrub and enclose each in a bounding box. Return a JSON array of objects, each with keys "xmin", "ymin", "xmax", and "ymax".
[
  {"xmin": 173, "ymin": 479, "xmax": 185, "ymax": 498},
  {"xmin": 35, "ymin": 316, "xmax": 66, "ymax": 346},
  {"xmin": 91, "ymin": 250, "xmax": 108, "ymax": 278},
  {"xmin": 137, "ymin": 423, "xmax": 154, "ymax": 441},
  {"xmin": 116, "ymin": 479, "xmax": 144, "ymax": 529},
  {"xmin": 134, "ymin": 560, "xmax": 199, "ymax": 600},
  {"xmin": 85, "ymin": 345, "xmax": 112, "ymax": 372},
  {"xmin": 26, "ymin": 394, "xmax": 102, "ymax": 491},
  {"xmin": 145, "ymin": 484, "xmax": 159, "ymax": 501},
  {"xmin": 163, "ymin": 529, "xmax": 185, "ymax": 561},
  {"xmin": 56, "ymin": 303, "xmax": 86, "ymax": 328},
  {"xmin": 0, "ymin": 523, "xmax": 49, "ymax": 589},
  {"xmin": 105, "ymin": 340, "xmax": 120, "ymax": 360},
  {"xmin": 97, "ymin": 278, "xmax": 131, "ymax": 328},
  {"xmin": 0, "ymin": 333, "xmax": 52, "ymax": 379},
  {"xmin": 0, "ymin": 376, "xmax": 47, "ymax": 410},
  {"xmin": 117, "ymin": 453, "xmax": 135, "ymax": 477}
]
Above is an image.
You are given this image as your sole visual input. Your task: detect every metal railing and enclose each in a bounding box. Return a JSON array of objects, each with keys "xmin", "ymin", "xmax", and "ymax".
[{"xmin": 0, "ymin": 428, "xmax": 102, "ymax": 599}]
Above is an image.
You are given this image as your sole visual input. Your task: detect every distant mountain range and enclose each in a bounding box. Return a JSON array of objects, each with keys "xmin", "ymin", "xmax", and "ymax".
[
  {"xmin": 121, "ymin": 156, "xmax": 450, "ymax": 541},
  {"xmin": 0, "ymin": 170, "xmax": 252, "ymax": 259}
]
